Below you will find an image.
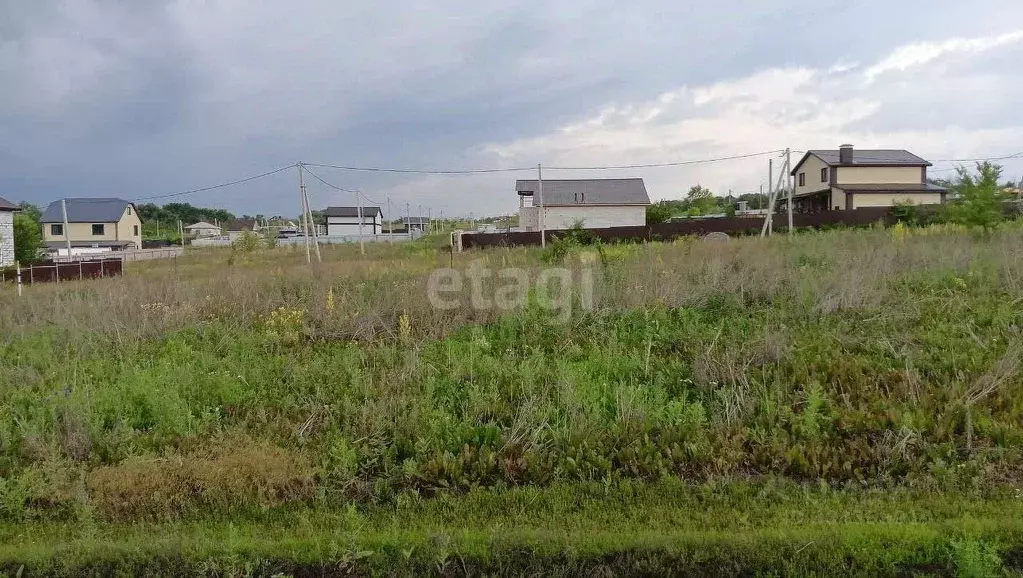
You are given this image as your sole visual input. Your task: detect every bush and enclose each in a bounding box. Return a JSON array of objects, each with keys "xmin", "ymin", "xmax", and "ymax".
[
  {"xmin": 948, "ymin": 161, "xmax": 1007, "ymax": 233},
  {"xmin": 13, "ymin": 213, "xmax": 43, "ymax": 264},
  {"xmin": 231, "ymin": 230, "xmax": 261, "ymax": 253}
]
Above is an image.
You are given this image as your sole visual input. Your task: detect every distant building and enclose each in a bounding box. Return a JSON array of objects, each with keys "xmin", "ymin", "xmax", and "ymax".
[
  {"xmin": 184, "ymin": 221, "xmax": 223, "ymax": 237},
  {"xmin": 516, "ymin": 178, "xmax": 651, "ymax": 231},
  {"xmin": 401, "ymin": 216, "xmax": 431, "ymax": 233},
  {"xmin": 0, "ymin": 197, "xmax": 19, "ymax": 267},
  {"xmin": 788, "ymin": 145, "xmax": 947, "ymax": 212},
  {"xmin": 40, "ymin": 198, "xmax": 142, "ymax": 256},
  {"xmin": 325, "ymin": 207, "xmax": 382, "ymax": 236}
]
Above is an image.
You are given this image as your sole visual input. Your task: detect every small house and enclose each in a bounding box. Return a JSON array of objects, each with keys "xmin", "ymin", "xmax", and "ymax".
[
  {"xmin": 184, "ymin": 221, "xmax": 223, "ymax": 237},
  {"xmin": 325, "ymin": 207, "xmax": 382, "ymax": 236},
  {"xmin": 516, "ymin": 178, "xmax": 651, "ymax": 231}
]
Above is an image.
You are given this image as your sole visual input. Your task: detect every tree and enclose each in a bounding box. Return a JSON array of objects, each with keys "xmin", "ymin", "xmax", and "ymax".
[
  {"xmin": 13, "ymin": 213, "xmax": 43, "ymax": 264},
  {"xmin": 646, "ymin": 202, "xmax": 675, "ymax": 224},
  {"xmin": 17, "ymin": 202, "xmax": 41, "ymax": 222},
  {"xmin": 948, "ymin": 161, "xmax": 1006, "ymax": 233}
]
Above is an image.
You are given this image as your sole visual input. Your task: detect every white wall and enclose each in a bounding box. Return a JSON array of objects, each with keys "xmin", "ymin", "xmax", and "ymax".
[
  {"xmin": 0, "ymin": 211, "xmax": 14, "ymax": 267},
  {"xmin": 327, "ymin": 215, "xmax": 381, "ymax": 236},
  {"xmin": 540, "ymin": 205, "xmax": 647, "ymax": 230}
]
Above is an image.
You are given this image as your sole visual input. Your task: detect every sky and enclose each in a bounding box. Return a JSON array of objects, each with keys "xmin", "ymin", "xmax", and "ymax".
[{"xmin": 2, "ymin": 1, "xmax": 1023, "ymax": 219}]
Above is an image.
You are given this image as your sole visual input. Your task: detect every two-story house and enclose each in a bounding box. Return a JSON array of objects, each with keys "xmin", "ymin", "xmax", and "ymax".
[
  {"xmin": 788, "ymin": 145, "xmax": 947, "ymax": 212},
  {"xmin": 40, "ymin": 198, "xmax": 142, "ymax": 256}
]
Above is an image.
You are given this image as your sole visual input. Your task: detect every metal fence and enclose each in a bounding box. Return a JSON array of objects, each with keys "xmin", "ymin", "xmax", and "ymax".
[
  {"xmin": 0, "ymin": 258, "xmax": 123, "ymax": 285},
  {"xmin": 458, "ymin": 208, "xmax": 899, "ymax": 250}
]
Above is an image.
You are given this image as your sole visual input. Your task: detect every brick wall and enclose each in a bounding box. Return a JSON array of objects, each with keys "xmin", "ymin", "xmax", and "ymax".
[{"xmin": 0, "ymin": 211, "xmax": 14, "ymax": 267}]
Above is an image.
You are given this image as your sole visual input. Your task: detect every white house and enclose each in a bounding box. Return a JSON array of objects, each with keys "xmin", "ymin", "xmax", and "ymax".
[
  {"xmin": 517, "ymin": 178, "xmax": 651, "ymax": 231},
  {"xmin": 0, "ymin": 197, "xmax": 19, "ymax": 267},
  {"xmin": 184, "ymin": 221, "xmax": 223, "ymax": 237},
  {"xmin": 325, "ymin": 206, "xmax": 382, "ymax": 236}
]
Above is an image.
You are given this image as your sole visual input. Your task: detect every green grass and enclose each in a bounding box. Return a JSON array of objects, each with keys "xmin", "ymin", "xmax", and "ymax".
[
  {"xmin": 3, "ymin": 481, "xmax": 1022, "ymax": 576},
  {"xmin": 2, "ymin": 226, "xmax": 1023, "ymax": 573}
]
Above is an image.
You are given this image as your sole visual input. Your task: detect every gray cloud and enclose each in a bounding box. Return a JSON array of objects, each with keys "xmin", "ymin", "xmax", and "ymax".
[{"xmin": 2, "ymin": 0, "xmax": 1022, "ymax": 218}]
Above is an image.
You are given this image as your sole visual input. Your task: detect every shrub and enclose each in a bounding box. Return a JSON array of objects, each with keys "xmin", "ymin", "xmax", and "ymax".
[
  {"xmin": 231, "ymin": 230, "xmax": 261, "ymax": 253},
  {"xmin": 948, "ymin": 161, "xmax": 1007, "ymax": 233}
]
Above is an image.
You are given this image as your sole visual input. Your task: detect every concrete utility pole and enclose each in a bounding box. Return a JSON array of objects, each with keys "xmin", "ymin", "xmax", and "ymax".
[
  {"xmin": 387, "ymin": 196, "xmax": 393, "ymax": 243},
  {"xmin": 178, "ymin": 220, "xmax": 185, "ymax": 248},
  {"xmin": 538, "ymin": 163, "xmax": 545, "ymax": 247},
  {"xmin": 786, "ymin": 148, "xmax": 793, "ymax": 236},
  {"xmin": 357, "ymin": 191, "xmax": 366, "ymax": 255},
  {"xmin": 298, "ymin": 163, "xmax": 311, "ymax": 264},
  {"xmin": 406, "ymin": 202, "xmax": 412, "ymax": 240},
  {"xmin": 303, "ymin": 177, "xmax": 322, "ymax": 263},
  {"xmin": 761, "ymin": 159, "xmax": 775, "ymax": 238},
  {"xmin": 60, "ymin": 198, "xmax": 72, "ymax": 257}
]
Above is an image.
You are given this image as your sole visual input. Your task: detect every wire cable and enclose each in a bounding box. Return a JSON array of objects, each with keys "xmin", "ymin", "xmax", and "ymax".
[
  {"xmin": 302, "ymin": 165, "xmax": 386, "ymax": 206},
  {"xmin": 135, "ymin": 164, "xmax": 297, "ymax": 201},
  {"xmin": 303, "ymin": 162, "xmax": 532, "ymax": 175},
  {"xmin": 544, "ymin": 149, "xmax": 785, "ymax": 170}
]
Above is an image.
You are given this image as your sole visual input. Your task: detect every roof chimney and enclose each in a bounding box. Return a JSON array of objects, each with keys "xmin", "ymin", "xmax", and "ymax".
[{"xmin": 839, "ymin": 144, "xmax": 854, "ymax": 164}]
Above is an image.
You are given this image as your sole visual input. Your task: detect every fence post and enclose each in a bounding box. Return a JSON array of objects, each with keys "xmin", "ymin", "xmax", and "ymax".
[
  {"xmin": 16, "ymin": 261, "xmax": 22, "ymax": 297},
  {"xmin": 55, "ymin": 262, "xmax": 59, "ymax": 284},
  {"xmin": 100, "ymin": 259, "xmax": 104, "ymax": 278},
  {"xmin": 79, "ymin": 260, "xmax": 83, "ymax": 281}
]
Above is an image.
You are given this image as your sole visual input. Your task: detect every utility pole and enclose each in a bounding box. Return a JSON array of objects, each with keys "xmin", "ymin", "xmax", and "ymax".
[
  {"xmin": 178, "ymin": 220, "xmax": 184, "ymax": 248},
  {"xmin": 60, "ymin": 198, "xmax": 72, "ymax": 257},
  {"xmin": 387, "ymin": 196, "xmax": 393, "ymax": 242},
  {"xmin": 428, "ymin": 207, "xmax": 433, "ymax": 234},
  {"xmin": 298, "ymin": 163, "xmax": 311, "ymax": 264},
  {"xmin": 406, "ymin": 202, "xmax": 412, "ymax": 240},
  {"xmin": 761, "ymin": 159, "xmax": 775, "ymax": 238},
  {"xmin": 357, "ymin": 191, "xmax": 366, "ymax": 255},
  {"xmin": 303, "ymin": 179, "xmax": 322, "ymax": 263},
  {"xmin": 785, "ymin": 148, "xmax": 793, "ymax": 235},
  {"xmin": 538, "ymin": 163, "xmax": 545, "ymax": 247}
]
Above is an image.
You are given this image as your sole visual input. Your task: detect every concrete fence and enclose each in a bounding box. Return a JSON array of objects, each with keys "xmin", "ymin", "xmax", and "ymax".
[
  {"xmin": 52, "ymin": 247, "xmax": 185, "ymax": 263},
  {"xmin": 190, "ymin": 232, "xmax": 422, "ymax": 248}
]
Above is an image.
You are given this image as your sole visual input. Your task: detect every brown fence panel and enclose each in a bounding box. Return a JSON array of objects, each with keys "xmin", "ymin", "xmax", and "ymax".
[
  {"xmin": 458, "ymin": 208, "xmax": 910, "ymax": 250},
  {"xmin": 1, "ymin": 258, "xmax": 124, "ymax": 285}
]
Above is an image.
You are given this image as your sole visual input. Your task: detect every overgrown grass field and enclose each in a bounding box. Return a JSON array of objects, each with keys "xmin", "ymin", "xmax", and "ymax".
[{"xmin": 2, "ymin": 226, "xmax": 1023, "ymax": 575}]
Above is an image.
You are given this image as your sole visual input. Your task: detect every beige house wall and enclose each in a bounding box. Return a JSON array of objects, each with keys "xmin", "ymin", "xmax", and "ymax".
[
  {"xmin": 43, "ymin": 205, "xmax": 142, "ymax": 248},
  {"xmin": 836, "ymin": 166, "xmax": 923, "ymax": 185},
  {"xmin": 793, "ymin": 155, "xmax": 831, "ymax": 197},
  {"xmin": 830, "ymin": 188, "xmax": 847, "ymax": 210},
  {"xmin": 850, "ymin": 192, "xmax": 944, "ymax": 209}
]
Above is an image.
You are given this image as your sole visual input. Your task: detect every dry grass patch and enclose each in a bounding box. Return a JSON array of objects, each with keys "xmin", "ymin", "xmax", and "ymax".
[{"xmin": 86, "ymin": 438, "xmax": 313, "ymax": 520}]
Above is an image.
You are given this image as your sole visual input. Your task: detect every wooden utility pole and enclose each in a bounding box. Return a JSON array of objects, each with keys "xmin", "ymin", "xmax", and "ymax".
[
  {"xmin": 298, "ymin": 163, "xmax": 311, "ymax": 264},
  {"xmin": 60, "ymin": 198, "xmax": 72, "ymax": 257}
]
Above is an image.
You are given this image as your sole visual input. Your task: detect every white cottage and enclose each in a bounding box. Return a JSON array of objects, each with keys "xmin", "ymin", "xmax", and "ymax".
[
  {"xmin": 325, "ymin": 206, "xmax": 382, "ymax": 236},
  {"xmin": 0, "ymin": 197, "xmax": 20, "ymax": 267},
  {"xmin": 516, "ymin": 178, "xmax": 651, "ymax": 231}
]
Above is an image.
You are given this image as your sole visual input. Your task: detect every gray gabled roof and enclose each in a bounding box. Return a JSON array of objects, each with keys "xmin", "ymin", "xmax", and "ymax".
[
  {"xmin": 401, "ymin": 216, "xmax": 429, "ymax": 224},
  {"xmin": 324, "ymin": 206, "xmax": 382, "ymax": 218},
  {"xmin": 40, "ymin": 198, "xmax": 137, "ymax": 223},
  {"xmin": 515, "ymin": 178, "xmax": 650, "ymax": 206},
  {"xmin": 0, "ymin": 197, "xmax": 19, "ymax": 211},
  {"xmin": 793, "ymin": 149, "xmax": 930, "ymax": 175},
  {"xmin": 185, "ymin": 221, "xmax": 221, "ymax": 230}
]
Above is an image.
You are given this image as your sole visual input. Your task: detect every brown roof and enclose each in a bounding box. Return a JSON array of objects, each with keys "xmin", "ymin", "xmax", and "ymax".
[{"xmin": 0, "ymin": 197, "xmax": 20, "ymax": 211}]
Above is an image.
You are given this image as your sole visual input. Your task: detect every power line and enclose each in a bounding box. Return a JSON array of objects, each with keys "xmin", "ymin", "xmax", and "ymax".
[
  {"xmin": 544, "ymin": 149, "xmax": 784, "ymax": 170},
  {"xmin": 302, "ymin": 165, "xmax": 386, "ymax": 205},
  {"xmin": 303, "ymin": 162, "xmax": 532, "ymax": 175},
  {"xmin": 135, "ymin": 164, "xmax": 297, "ymax": 201}
]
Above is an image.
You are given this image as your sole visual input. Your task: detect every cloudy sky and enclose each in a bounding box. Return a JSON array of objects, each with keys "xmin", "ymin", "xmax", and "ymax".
[{"xmin": 2, "ymin": 1, "xmax": 1023, "ymax": 218}]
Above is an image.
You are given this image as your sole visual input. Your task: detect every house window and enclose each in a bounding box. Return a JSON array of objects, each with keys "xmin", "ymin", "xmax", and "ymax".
[
  {"xmin": 798, "ymin": 173, "xmax": 806, "ymax": 187},
  {"xmin": 821, "ymin": 168, "xmax": 829, "ymax": 182},
  {"xmin": 92, "ymin": 224, "xmax": 104, "ymax": 236},
  {"xmin": 51, "ymin": 224, "xmax": 63, "ymax": 236},
  {"xmin": 133, "ymin": 225, "xmax": 139, "ymax": 236}
]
